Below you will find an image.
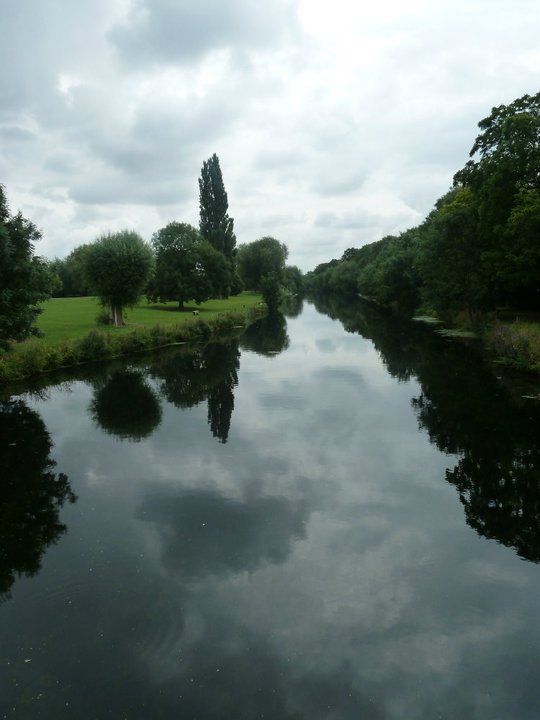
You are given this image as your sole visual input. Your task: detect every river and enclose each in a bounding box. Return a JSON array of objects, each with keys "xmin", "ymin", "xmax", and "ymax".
[{"xmin": 1, "ymin": 299, "xmax": 540, "ymax": 719}]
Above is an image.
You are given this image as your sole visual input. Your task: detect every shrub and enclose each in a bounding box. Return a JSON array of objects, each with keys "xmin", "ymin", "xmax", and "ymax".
[
  {"xmin": 484, "ymin": 322, "xmax": 540, "ymax": 371},
  {"xmin": 79, "ymin": 330, "xmax": 110, "ymax": 361},
  {"xmin": 14, "ymin": 343, "xmax": 50, "ymax": 375},
  {"xmin": 57, "ymin": 339, "xmax": 81, "ymax": 367},
  {"xmin": 117, "ymin": 330, "xmax": 152, "ymax": 354},
  {"xmin": 193, "ymin": 318, "xmax": 212, "ymax": 340},
  {"xmin": 0, "ymin": 357, "xmax": 14, "ymax": 383},
  {"xmin": 149, "ymin": 324, "xmax": 168, "ymax": 347}
]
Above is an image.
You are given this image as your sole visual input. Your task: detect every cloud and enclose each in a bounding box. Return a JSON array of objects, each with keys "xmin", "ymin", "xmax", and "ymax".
[
  {"xmin": 313, "ymin": 170, "xmax": 366, "ymax": 197},
  {"xmin": 139, "ymin": 488, "xmax": 308, "ymax": 580},
  {"xmin": 1, "ymin": 0, "xmax": 540, "ymax": 266},
  {"xmin": 109, "ymin": 0, "xmax": 301, "ymax": 67}
]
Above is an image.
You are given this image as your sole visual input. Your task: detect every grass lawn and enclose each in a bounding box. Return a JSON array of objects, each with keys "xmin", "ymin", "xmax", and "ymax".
[{"xmin": 34, "ymin": 292, "xmax": 262, "ymax": 345}]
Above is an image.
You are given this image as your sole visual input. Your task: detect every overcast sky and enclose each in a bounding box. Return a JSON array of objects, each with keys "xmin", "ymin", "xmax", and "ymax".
[{"xmin": 1, "ymin": 0, "xmax": 539, "ymax": 270}]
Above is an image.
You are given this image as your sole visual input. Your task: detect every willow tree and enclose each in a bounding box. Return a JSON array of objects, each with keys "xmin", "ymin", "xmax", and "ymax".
[{"xmin": 84, "ymin": 230, "xmax": 153, "ymax": 326}]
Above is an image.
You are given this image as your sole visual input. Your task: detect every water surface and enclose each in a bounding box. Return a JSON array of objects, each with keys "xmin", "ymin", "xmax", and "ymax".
[{"xmin": 1, "ymin": 300, "xmax": 539, "ymax": 719}]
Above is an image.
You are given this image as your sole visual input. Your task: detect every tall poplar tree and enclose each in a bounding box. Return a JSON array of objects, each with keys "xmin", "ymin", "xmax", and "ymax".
[{"xmin": 198, "ymin": 154, "xmax": 236, "ymax": 261}]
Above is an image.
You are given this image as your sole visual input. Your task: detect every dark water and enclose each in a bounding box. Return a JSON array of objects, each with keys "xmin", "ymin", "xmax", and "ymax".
[{"xmin": 1, "ymin": 299, "xmax": 540, "ymax": 719}]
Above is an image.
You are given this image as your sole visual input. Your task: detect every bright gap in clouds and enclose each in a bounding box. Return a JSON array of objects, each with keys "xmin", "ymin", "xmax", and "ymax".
[{"xmin": 298, "ymin": 0, "xmax": 432, "ymax": 36}]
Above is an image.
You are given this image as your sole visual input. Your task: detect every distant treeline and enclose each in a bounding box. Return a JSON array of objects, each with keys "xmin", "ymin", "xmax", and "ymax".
[{"xmin": 305, "ymin": 91, "xmax": 540, "ymax": 322}]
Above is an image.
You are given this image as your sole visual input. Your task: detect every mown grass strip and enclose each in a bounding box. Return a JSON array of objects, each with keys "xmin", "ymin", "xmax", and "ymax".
[
  {"xmin": 0, "ymin": 293, "xmax": 264, "ymax": 384},
  {"xmin": 34, "ymin": 292, "xmax": 262, "ymax": 344}
]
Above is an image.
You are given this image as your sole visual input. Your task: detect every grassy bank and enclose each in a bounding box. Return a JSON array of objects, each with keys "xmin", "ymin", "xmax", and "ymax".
[
  {"xmin": 414, "ymin": 308, "xmax": 540, "ymax": 376},
  {"xmin": 35, "ymin": 293, "xmax": 262, "ymax": 344},
  {"xmin": 0, "ymin": 293, "xmax": 264, "ymax": 384},
  {"xmin": 483, "ymin": 321, "xmax": 540, "ymax": 374}
]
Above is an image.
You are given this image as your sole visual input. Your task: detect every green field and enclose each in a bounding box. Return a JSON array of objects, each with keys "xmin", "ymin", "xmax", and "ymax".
[{"xmin": 32, "ymin": 293, "xmax": 262, "ymax": 345}]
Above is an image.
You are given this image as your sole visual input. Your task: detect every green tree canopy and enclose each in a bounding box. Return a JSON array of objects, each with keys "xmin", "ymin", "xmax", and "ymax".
[
  {"xmin": 260, "ymin": 271, "xmax": 282, "ymax": 314},
  {"xmin": 454, "ymin": 91, "xmax": 540, "ymax": 308},
  {"xmin": 148, "ymin": 222, "xmax": 230, "ymax": 309},
  {"xmin": 283, "ymin": 265, "xmax": 304, "ymax": 296},
  {"xmin": 237, "ymin": 236, "xmax": 288, "ymax": 290},
  {"xmin": 416, "ymin": 188, "xmax": 487, "ymax": 319},
  {"xmin": 0, "ymin": 185, "xmax": 54, "ymax": 348},
  {"xmin": 84, "ymin": 230, "xmax": 154, "ymax": 326},
  {"xmin": 49, "ymin": 244, "xmax": 93, "ymax": 297},
  {"xmin": 198, "ymin": 153, "xmax": 236, "ymax": 261}
]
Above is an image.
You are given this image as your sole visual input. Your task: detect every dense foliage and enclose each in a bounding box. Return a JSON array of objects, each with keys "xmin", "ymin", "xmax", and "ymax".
[
  {"xmin": 305, "ymin": 91, "xmax": 540, "ymax": 321},
  {"xmin": 84, "ymin": 230, "xmax": 154, "ymax": 326},
  {"xmin": 48, "ymin": 244, "xmax": 93, "ymax": 297},
  {"xmin": 237, "ymin": 236, "xmax": 303, "ymax": 313},
  {"xmin": 0, "ymin": 186, "xmax": 54, "ymax": 348},
  {"xmin": 148, "ymin": 222, "xmax": 231, "ymax": 308},
  {"xmin": 199, "ymin": 153, "xmax": 237, "ymax": 262},
  {"xmin": 237, "ymin": 236, "xmax": 288, "ymax": 290}
]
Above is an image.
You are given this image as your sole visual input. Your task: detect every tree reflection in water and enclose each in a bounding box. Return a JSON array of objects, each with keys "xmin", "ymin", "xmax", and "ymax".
[
  {"xmin": 240, "ymin": 313, "xmax": 290, "ymax": 357},
  {"xmin": 281, "ymin": 295, "xmax": 304, "ymax": 319},
  {"xmin": 90, "ymin": 369, "xmax": 162, "ymax": 441},
  {"xmin": 311, "ymin": 293, "xmax": 540, "ymax": 562},
  {"xmin": 0, "ymin": 399, "xmax": 76, "ymax": 599},
  {"xmin": 149, "ymin": 340, "xmax": 240, "ymax": 443},
  {"xmin": 87, "ymin": 318, "xmax": 292, "ymax": 445}
]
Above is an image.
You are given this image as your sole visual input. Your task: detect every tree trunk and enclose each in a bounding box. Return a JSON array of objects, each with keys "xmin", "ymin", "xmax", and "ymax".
[
  {"xmin": 111, "ymin": 304, "xmax": 124, "ymax": 326},
  {"xmin": 178, "ymin": 300, "xmax": 184, "ymax": 310}
]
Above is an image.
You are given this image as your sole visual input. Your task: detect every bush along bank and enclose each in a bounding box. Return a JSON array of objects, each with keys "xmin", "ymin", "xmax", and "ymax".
[
  {"xmin": 0, "ymin": 307, "xmax": 265, "ymax": 384},
  {"xmin": 483, "ymin": 321, "xmax": 540, "ymax": 374}
]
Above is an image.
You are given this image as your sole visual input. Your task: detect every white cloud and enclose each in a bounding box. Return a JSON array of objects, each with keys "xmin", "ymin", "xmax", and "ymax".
[{"xmin": 2, "ymin": 0, "xmax": 540, "ymax": 268}]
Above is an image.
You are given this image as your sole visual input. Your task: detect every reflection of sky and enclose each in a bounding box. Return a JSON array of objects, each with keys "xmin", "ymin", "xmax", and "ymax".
[{"xmin": 2, "ymin": 304, "xmax": 540, "ymax": 719}]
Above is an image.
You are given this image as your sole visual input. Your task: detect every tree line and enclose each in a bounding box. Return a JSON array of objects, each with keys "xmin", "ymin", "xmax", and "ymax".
[
  {"xmin": 305, "ymin": 91, "xmax": 540, "ymax": 323},
  {"xmin": 1, "ymin": 153, "xmax": 304, "ymax": 347}
]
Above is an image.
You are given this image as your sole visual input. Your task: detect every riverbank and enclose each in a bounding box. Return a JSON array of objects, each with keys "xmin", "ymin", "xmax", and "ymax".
[
  {"xmin": 0, "ymin": 294, "xmax": 265, "ymax": 384},
  {"xmin": 413, "ymin": 313, "xmax": 540, "ymax": 381},
  {"xmin": 482, "ymin": 320, "xmax": 540, "ymax": 374}
]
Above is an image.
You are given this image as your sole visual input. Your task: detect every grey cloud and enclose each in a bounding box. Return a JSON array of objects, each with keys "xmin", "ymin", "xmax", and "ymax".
[
  {"xmin": 43, "ymin": 150, "xmax": 81, "ymax": 175},
  {"xmin": 258, "ymin": 213, "xmax": 301, "ymax": 228},
  {"xmin": 315, "ymin": 211, "xmax": 378, "ymax": 231},
  {"xmin": 315, "ymin": 338, "xmax": 339, "ymax": 354},
  {"xmin": 314, "ymin": 366, "xmax": 366, "ymax": 388},
  {"xmin": 68, "ymin": 174, "xmax": 184, "ymax": 207},
  {"xmin": 109, "ymin": 0, "xmax": 300, "ymax": 67},
  {"xmin": 0, "ymin": 125, "xmax": 35, "ymax": 142},
  {"xmin": 53, "ymin": 83, "xmax": 243, "ymax": 207},
  {"xmin": 0, "ymin": 0, "xmax": 114, "ymax": 115},
  {"xmin": 314, "ymin": 211, "xmax": 339, "ymax": 228},
  {"xmin": 313, "ymin": 171, "xmax": 366, "ymax": 197},
  {"xmin": 315, "ymin": 206, "xmax": 416, "ymax": 232},
  {"xmin": 253, "ymin": 148, "xmax": 306, "ymax": 171},
  {"xmin": 139, "ymin": 488, "xmax": 308, "ymax": 580}
]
